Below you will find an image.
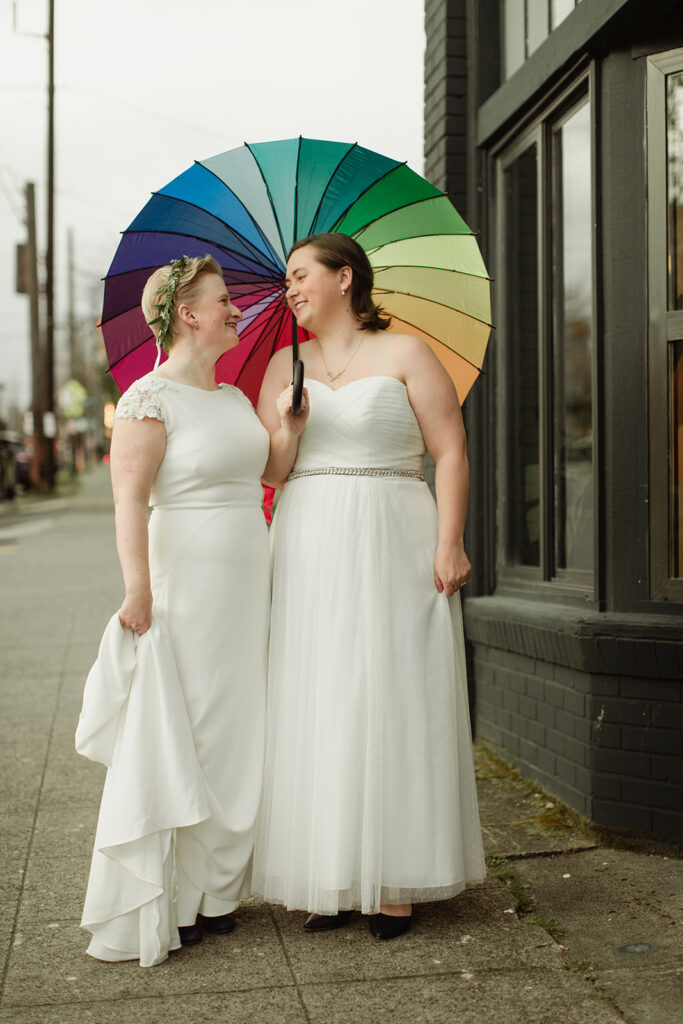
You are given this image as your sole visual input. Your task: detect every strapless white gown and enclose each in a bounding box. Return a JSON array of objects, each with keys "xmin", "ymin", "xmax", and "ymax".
[{"xmin": 252, "ymin": 376, "xmax": 485, "ymax": 915}]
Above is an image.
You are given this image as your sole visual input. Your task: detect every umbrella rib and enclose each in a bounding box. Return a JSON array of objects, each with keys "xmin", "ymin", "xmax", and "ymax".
[
  {"xmin": 117, "ymin": 227, "xmax": 283, "ymax": 279},
  {"xmin": 373, "ymin": 265, "xmax": 493, "ymax": 284},
  {"xmin": 145, "ymin": 192, "xmax": 283, "ymax": 274},
  {"xmin": 107, "ymin": 330, "xmax": 155, "ymax": 372},
  {"xmin": 376, "ymin": 288, "xmax": 494, "ymax": 328},
  {"xmin": 370, "ymin": 254, "xmax": 492, "ymax": 283},
  {"xmin": 352, "ymin": 196, "xmax": 473, "ymax": 241},
  {"xmin": 236, "ymin": 298, "xmax": 290, "ymax": 378},
  {"xmin": 387, "ymin": 314, "xmax": 486, "ymax": 373},
  {"xmin": 192, "ymin": 160, "xmax": 285, "ymax": 270},
  {"xmin": 329, "ymin": 160, "xmax": 409, "ymax": 233},
  {"xmin": 101, "ymin": 266, "xmax": 282, "ymax": 328},
  {"xmin": 303, "ymin": 141, "xmax": 357, "ymax": 239},
  {"xmin": 293, "ymin": 136, "xmax": 301, "ymax": 243},
  {"xmin": 244, "ymin": 141, "xmax": 288, "ymax": 261}
]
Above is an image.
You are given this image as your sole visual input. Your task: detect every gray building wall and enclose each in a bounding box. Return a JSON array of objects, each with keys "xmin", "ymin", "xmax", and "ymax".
[{"xmin": 424, "ymin": 0, "xmax": 683, "ymax": 838}]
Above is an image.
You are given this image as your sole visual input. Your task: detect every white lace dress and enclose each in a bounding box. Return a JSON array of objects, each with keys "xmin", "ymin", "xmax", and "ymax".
[
  {"xmin": 252, "ymin": 377, "xmax": 486, "ymax": 915},
  {"xmin": 82, "ymin": 374, "xmax": 270, "ymax": 963}
]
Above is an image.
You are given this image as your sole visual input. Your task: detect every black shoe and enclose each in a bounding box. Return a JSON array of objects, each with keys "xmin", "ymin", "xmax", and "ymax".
[
  {"xmin": 197, "ymin": 912, "xmax": 236, "ymax": 934},
  {"xmin": 178, "ymin": 922, "xmax": 203, "ymax": 945},
  {"xmin": 303, "ymin": 910, "xmax": 353, "ymax": 932},
  {"xmin": 370, "ymin": 913, "xmax": 412, "ymax": 940}
]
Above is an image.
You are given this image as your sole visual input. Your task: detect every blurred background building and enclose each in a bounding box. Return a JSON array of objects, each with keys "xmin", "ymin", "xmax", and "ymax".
[{"xmin": 425, "ymin": 0, "xmax": 683, "ymax": 838}]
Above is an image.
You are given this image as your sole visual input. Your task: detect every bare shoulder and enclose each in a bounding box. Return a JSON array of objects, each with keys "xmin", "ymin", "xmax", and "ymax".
[
  {"xmin": 265, "ymin": 345, "xmax": 295, "ymax": 387},
  {"xmin": 380, "ymin": 331, "xmax": 440, "ymax": 374},
  {"xmin": 382, "ymin": 331, "xmax": 430, "ymax": 358}
]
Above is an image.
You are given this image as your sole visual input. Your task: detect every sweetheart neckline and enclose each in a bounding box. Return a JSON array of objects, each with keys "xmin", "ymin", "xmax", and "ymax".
[{"xmin": 304, "ymin": 375, "xmax": 407, "ymax": 395}]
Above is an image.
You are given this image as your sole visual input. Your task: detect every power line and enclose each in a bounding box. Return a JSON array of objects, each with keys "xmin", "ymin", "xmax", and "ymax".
[{"xmin": 0, "ymin": 163, "xmax": 25, "ymax": 224}]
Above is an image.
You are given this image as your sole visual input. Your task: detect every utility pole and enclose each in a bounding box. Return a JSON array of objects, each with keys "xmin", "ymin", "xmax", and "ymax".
[
  {"xmin": 25, "ymin": 182, "xmax": 49, "ymax": 491},
  {"xmin": 44, "ymin": 0, "xmax": 56, "ymax": 488}
]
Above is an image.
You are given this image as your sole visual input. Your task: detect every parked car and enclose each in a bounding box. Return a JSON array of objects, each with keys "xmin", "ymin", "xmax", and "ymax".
[{"xmin": 0, "ymin": 431, "xmax": 30, "ymax": 499}]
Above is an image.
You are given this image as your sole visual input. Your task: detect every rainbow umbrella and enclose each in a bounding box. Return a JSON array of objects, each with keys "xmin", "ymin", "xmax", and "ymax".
[{"xmin": 101, "ymin": 137, "xmax": 491, "ymax": 405}]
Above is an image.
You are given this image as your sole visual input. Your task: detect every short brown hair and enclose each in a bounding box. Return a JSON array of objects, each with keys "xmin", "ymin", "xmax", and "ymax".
[
  {"xmin": 141, "ymin": 255, "xmax": 223, "ymax": 351},
  {"xmin": 289, "ymin": 233, "xmax": 391, "ymax": 332}
]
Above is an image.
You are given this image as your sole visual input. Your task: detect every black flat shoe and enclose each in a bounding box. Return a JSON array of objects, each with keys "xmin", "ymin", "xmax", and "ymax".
[
  {"xmin": 370, "ymin": 913, "xmax": 412, "ymax": 940},
  {"xmin": 197, "ymin": 912, "xmax": 236, "ymax": 934},
  {"xmin": 178, "ymin": 923, "xmax": 203, "ymax": 946},
  {"xmin": 304, "ymin": 910, "xmax": 353, "ymax": 932}
]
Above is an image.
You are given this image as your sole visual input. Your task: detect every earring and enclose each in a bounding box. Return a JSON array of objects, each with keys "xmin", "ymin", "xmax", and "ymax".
[{"xmin": 341, "ymin": 288, "xmax": 346, "ymax": 296}]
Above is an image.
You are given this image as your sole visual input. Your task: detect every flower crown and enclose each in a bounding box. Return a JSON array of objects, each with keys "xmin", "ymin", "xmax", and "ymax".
[{"xmin": 147, "ymin": 255, "xmax": 192, "ymax": 352}]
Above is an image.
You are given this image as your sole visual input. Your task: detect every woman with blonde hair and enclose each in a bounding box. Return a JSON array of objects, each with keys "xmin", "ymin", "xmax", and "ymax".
[
  {"xmin": 79, "ymin": 255, "xmax": 308, "ymax": 965},
  {"xmin": 253, "ymin": 233, "xmax": 485, "ymax": 940}
]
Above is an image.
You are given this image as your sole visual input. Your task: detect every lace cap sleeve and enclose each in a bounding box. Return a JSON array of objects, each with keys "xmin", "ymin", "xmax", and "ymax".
[
  {"xmin": 222, "ymin": 383, "xmax": 255, "ymax": 412},
  {"xmin": 114, "ymin": 378, "xmax": 167, "ymax": 423}
]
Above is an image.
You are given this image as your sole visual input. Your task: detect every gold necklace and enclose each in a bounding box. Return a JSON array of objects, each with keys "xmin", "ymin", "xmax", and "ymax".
[{"xmin": 317, "ymin": 333, "xmax": 366, "ymax": 383}]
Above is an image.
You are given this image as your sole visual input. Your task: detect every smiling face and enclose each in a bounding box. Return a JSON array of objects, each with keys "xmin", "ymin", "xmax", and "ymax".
[
  {"xmin": 190, "ymin": 273, "xmax": 242, "ymax": 353},
  {"xmin": 284, "ymin": 245, "xmax": 346, "ymax": 333}
]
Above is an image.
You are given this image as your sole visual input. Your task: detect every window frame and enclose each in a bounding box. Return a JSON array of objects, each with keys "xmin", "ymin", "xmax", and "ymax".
[
  {"xmin": 647, "ymin": 48, "xmax": 683, "ymax": 602},
  {"xmin": 493, "ymin": 66, "xmax": 599, "ymax": 601}
]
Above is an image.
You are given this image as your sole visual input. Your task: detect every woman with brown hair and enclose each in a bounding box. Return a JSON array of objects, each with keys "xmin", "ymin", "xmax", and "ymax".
[{"xmin": 252, "ymin": 233, "xmax": 485, "ymax": 939}]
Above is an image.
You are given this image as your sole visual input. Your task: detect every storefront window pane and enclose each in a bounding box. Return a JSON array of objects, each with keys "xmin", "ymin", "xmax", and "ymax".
[
  {"xmin": 667, "ymin": 72, "xmax": 683, "ymax": 310},
  {"xmin": 672, "ymin": 342, "xmax": 683, "ymax": 576},
  {"xmin": 551, "ymin": 0, "xmax": 575, "ymax": 30},
  {"xmin": 552, "ymin": 102, "xmax": 594, "ymax": 572},
  {"xmin": 527, "ymin": 1, "xmax": 549, "ymax": 56},
  {"xmin": 505, "ymin": 145, "xmax": 540, "ymax": 567},
  {"xmin": 504, "ymin": 0, "xmax": 525, "ymax": 78}
]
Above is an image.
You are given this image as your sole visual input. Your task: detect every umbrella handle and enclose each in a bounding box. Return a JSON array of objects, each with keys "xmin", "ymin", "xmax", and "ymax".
[{"xmin": 291, "ymin": 360, "xmax": 304, "ymax": 415}]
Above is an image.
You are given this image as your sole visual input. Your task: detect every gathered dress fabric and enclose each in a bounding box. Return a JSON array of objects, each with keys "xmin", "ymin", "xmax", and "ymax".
[
  {"xmin": 252, "ymin": 376, "xmax": 486, "ymax": 916},
  {"xmin": 80, "ymin": 375, "xmax": 270, "ymax": 965}
]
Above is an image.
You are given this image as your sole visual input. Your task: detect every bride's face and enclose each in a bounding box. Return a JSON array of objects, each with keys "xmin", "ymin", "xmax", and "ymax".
[
  {"xmin": 285, "ymin": 246, "xmax": 344, "ymax": 331},
  {"xmin": 192, "ymin": 274, "xmax": 242, "ymax": 353}
]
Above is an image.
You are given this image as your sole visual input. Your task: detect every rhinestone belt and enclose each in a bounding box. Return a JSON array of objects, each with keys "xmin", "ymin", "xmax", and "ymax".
[{"xmin": 287, "ymin": 466, "xmax": 424, "ymax": 481}]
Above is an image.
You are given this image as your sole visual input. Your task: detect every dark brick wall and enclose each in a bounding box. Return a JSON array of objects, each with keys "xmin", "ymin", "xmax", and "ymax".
[
  {"xmin": 475, "ymin": 646, "xmax": 593, "ymax": 818},
  {"xmin": 591, "ymin": 681, "xmax": 683, "ymax": 835},
  {"xmin": 467, "ymin": 597, "xmax": 683, "ymax": 837},
  {"xmin": 424, "ymin": 0, "xmax": 467, "ymax": 205},
  {"xmin": 475, "ymin": 643, "xmax": 683, "ymax": 836}
]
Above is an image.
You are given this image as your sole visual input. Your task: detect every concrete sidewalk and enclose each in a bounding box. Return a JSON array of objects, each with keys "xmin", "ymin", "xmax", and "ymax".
[{"xmin": 0, "ymin": 465, "xmax": 680, "ymax": 1024}]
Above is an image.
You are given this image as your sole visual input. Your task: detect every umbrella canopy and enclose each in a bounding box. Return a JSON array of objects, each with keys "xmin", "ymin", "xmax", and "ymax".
[{"xmin": 102, "ymin": 137, "xmax": 491, "ymax": 405}]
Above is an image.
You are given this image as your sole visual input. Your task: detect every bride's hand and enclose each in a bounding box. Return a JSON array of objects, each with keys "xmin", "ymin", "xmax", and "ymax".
[
  {"xmin": 276, "ymin": 384, "xmax": 309, "ymax": 437},
  {"xmin": 118, "ymin": 590, "xmax": 153, "ymax": 635},
  {"xmin": 434, "ymin": 541, "xmax": 471, "ymax": 597}
]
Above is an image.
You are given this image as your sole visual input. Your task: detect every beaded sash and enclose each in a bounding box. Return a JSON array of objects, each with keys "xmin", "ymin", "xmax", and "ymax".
[{"xmin": 287, "ymin": 466, "xmax": 424, "ymax": 482}]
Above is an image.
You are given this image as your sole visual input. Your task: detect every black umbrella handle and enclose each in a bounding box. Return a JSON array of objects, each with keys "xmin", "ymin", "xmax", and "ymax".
[{"xmin": 291, "ymin": 359, "xmax": 304, "ymax": 415}]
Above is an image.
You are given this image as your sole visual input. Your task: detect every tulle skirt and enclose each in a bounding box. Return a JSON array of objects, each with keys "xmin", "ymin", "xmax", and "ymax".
[{"xmin": 252, "ymin": 475, "xmax": 486, "ymax": 915}]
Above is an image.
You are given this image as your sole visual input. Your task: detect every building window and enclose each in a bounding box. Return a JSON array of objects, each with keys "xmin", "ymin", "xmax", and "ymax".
[
  {"xmin": 504, "ymin": 143, "xmax": 540, "ymax": 567},
  {"xmin": 496, "ymin": 77, "xmax": 595, "ymax": 593},
  {"xmin": 648, "ymin": 50, "xmax": 683, "ymax": 600},
  {"xmin": 502, "ymin": 0, "xmax": 581, "ymax": 78},
  {"xmin": 552, "ymin": 101, "xmax": 594, "ymax": 573}
]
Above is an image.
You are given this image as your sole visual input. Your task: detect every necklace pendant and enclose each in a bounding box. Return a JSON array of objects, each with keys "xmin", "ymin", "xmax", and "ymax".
[{"xmin": 327, "ymin": 370, "xmax": 341, "ymax": 382}]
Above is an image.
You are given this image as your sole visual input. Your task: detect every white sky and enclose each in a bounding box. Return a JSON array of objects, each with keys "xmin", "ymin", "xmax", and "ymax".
[{"xmin": 0, "ymin": 0, "xmax": 425, "ymax": 413}]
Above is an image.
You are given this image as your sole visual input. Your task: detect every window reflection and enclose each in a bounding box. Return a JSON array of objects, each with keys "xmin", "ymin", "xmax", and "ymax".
[
  {"xmin": 527, "ymin": 3, "xmax": 549, "ymax": 56},
  {"xmin": 673, "ymin": 343, "xmax": 683, "ymax": 576},
  {"xmin": 505, "ymin": 145, "xmax": 540, "ymax": 567},
  {"xmin": 553, "ymin": 102, "xmax": 594, "ymax": 572},
  {"xmin": 504, "ymin": 0, "xmax": 525, "ymax": 78},
  {"xmin": 551, "ymin": 0, "xmax": 576, "ymax": 30},
  {"xmin": 668, "ymin": 72, "xmax": 683, "ymax": 310},
  {"xmin": 503, "ymin": 0, "xmax": 579, "ymax": 78}
]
